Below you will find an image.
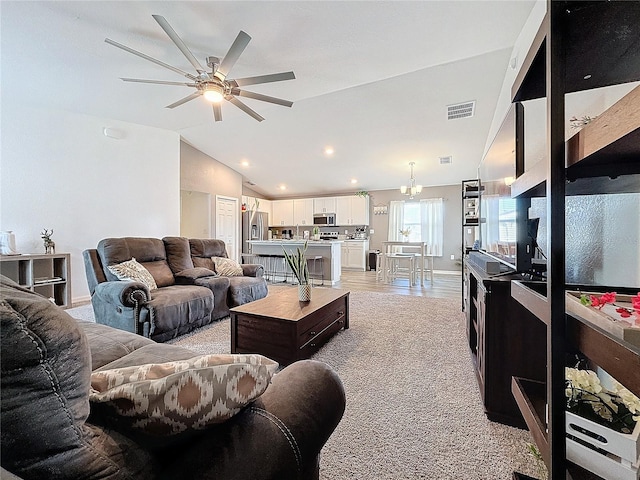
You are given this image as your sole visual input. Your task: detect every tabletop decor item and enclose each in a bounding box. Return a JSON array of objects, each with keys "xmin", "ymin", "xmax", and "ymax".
[
  {"xmin": 565, "ymin": 366, "xmax": 640, "ymax": 480},
  {"xmin": 283, "ymin": 242, "xmax": 311, "ymax": 301},
  {"xmin": 565, "ymin": 290, "xmax": 640, "ymax": 347},
  {"xmin": 0, "ymin": 231, "xmax": 19, "ymax": 255},
  {"xmin": 40, "ymin": 229, "xmax": 55, "ymax": 254},
  {"xmin": 399, "ymin": 228, "xmax": 411, "ymax": 241}
]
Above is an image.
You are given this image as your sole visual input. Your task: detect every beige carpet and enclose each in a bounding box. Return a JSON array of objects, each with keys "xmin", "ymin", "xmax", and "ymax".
[{"xmin": 68, "ymin": 289, "xmax": 542, "ymax": 479}]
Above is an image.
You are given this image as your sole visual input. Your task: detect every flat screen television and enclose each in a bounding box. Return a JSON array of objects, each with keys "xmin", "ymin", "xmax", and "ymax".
[{"xmin": 478, "ymin": 102, "xmax": 537, "ymax": 273}]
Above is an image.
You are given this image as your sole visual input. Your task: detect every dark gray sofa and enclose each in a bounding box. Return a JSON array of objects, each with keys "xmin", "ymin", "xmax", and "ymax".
[
  {"xmin": 0, "ymin": 275, "xmax": 346, "ymax": 479},
  {"xmin": 83, "ymin": 237, "xmax": 268, "ymax": 342}
]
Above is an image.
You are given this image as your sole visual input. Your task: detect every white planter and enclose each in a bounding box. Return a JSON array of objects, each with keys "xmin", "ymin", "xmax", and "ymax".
[
  {"xmin": 298, "ymin": 284, "xmax": 311, "ymax": 302},
  {"xmin": 566, "ymin": 411, "xmax": 640, "ymax": 480}
]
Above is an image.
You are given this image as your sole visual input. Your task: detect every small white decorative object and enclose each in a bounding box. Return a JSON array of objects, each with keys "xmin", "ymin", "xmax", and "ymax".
[
  {"xmin": 566, "ymin": 411, "xmax": 640, "ymax": 480},
  {"xmin": 0, "ymin": 231, "xmax": 19, "ymax": 255}
]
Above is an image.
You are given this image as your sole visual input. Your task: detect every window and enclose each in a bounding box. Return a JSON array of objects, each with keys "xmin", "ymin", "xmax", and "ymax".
[{"xmin": 388, "ymin": 199, "xmax": 444, "ymax": 256}]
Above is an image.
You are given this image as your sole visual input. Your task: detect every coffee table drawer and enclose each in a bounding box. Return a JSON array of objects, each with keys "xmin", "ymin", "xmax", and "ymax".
[{"xmin": 298, "ymin": 297, "xmax": 347, "ymax": 341}]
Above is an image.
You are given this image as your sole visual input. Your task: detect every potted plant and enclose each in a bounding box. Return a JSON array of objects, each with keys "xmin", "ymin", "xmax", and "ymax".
[
  {"xmin": 283, "ymin": 242, "xmax": 311, "ymax": 301},
  {"xmin": 312, "ymin": 226, "xmax": 320, "ymax": 241}
]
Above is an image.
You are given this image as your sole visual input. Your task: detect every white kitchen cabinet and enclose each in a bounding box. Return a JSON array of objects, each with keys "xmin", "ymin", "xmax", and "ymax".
[
  {"xmin": 351, "ymin": 196, "xmax": 369, "ymax": 225},
  {"xmin": 293, "ymin": 198, "xmax": 314, "ymax": 226},
  {"xmin": 313, "ymin": 197, "xmax": 337, "ymax": 214},
  {"xmin": 270, "ymin": 200, "xmax": 294, "ymax": 226},
  {"xmin": 335, "ymin": 196, "xmax": 370, "ymax": 226},
  {"xmin": 340, "ymin": 240, "xmax": 369, "ymax": 271}
]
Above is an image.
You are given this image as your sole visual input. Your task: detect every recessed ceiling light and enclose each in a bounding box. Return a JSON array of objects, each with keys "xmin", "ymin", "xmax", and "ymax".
[
  {"xmin": 279, "ymin": 185, "xmax": 287, "ymax": 191},
  {"xmin": 351, "ymin": 179, "xmax": 358, "ymax": 184},
  {"xmin": 241, "ymin": 160, "xmax": 250, "ymax": 167},
  {"xmin": 324, "ymin": 146, "xmax": 334, "ymax": 156}
]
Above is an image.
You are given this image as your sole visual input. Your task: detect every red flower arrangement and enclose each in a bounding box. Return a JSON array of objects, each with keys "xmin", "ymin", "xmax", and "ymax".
[{"xmin": 580, "ymin": 291, "xmax": 640, "ymax": 320}]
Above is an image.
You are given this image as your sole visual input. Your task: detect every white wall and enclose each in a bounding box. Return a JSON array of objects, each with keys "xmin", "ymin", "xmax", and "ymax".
[{"xmin": 1, "ymin": 106, "xmax": 181, "ymax": 303}]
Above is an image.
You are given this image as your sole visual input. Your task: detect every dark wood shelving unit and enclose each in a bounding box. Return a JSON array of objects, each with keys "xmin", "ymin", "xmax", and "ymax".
[
  {"xmin": 461, "ymin": 179, "xmax": 481, "ymax": 310},
  {"xmin": 464, "ymin": 262, "xmax": 546, "ymax": 429},
  {"xmin": 508, "ymin": 2, "xmax": 640, "ymax": 479}
]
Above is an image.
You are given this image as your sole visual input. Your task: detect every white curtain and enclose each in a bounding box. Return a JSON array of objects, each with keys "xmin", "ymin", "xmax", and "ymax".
[
  {"xmin": 420, "ymin": 198, "xmax": 444, "ymax": 256},
  {"xmin": 388, "ymin": 201, "xmax": 405, "ymax": 252}
]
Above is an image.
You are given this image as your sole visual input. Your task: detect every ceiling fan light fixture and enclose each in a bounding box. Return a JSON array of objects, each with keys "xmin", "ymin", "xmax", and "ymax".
[{"xmin": 203, "ymin": 85, "xmax": 224, "ymax": 103}]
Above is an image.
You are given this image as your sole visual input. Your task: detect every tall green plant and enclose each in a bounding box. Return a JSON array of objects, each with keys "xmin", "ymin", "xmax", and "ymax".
[{"xmin": 283, "ymin": 242, "xmax": 310, "ymax": 285}]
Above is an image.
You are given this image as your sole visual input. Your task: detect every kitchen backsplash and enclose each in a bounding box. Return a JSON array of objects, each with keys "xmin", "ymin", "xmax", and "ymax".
[{"xmin": 269, "ymin": 226, "xmax": 368, "ymax": 239}]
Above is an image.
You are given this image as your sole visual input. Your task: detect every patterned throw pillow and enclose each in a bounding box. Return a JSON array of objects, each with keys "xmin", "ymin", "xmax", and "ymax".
[
  {"xmin": 89, "ymin": 354, "xmax": 278, "ymax": 436},
  {"xmin": 107, "ymin": 257, "xmax": 158, "ymax": 291},
  {"xmin": 212, "ymin": 256, "xmax": 243, "ymax": 276}
]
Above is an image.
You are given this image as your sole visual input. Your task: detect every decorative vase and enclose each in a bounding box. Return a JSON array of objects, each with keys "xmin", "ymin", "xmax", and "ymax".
[{"xmin": 298, "ymin": 284, "xmax": 312, "ymax": 302}]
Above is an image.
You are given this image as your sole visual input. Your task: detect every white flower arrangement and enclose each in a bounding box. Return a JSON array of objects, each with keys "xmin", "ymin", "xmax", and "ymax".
[{"xmin": 565, "ymin": 367, "xmax": 640, "ymax": 434}]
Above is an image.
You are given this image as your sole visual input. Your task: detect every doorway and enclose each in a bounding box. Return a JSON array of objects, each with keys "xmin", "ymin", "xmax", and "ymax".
[
  {"xmin": 180, "ymin": 190, "xmax": 211, "ymax": 238},
  {"xmin": 215, "ymin": 195, "xmax": 239, "ymax": 260}
]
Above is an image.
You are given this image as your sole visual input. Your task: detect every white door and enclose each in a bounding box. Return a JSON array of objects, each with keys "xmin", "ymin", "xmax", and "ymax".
[{"xmin": 215, "ymin": 195, "xmax": 239, "ymax": 261}]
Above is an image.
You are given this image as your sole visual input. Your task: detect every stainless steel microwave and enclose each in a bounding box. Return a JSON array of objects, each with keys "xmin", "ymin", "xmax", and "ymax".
[{"xmin": 313, "ymin": 213, "xmax": 336, "ymax": 226}]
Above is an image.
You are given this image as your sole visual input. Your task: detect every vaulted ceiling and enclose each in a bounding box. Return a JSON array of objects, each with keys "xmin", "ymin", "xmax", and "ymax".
[{"xmin": 1, "ymin": 1, "xmax": 537, "ymax": 198}]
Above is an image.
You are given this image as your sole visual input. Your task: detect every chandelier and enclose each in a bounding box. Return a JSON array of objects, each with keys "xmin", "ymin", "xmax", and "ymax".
[{"xmin": 400, "ymin": 162, "xmax": 422, "ymax": 199}]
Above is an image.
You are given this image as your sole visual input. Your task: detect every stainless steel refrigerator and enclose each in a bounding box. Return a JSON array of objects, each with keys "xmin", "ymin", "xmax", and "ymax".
[{"xmin": 242, "ymin": 211, "xmax": 269, "ymax": 254}]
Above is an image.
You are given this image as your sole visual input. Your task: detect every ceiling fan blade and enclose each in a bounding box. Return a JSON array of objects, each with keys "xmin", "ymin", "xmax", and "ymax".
[
  {"xmin": 105, "ymin": 38, "xmax": 197, "ymax": 81},
  {"xmin": 166, "ymin": 91, "xmax": 202, "ymax": 109},
  {"xmin": 217, "ymin": 31, "xmax": 251, "ymax": 80},
  {"xmin": 121, "ymin": 78, "xmax": 197, "ymax": 87},
  {"xmin": 213, "ymin": 103, "xmax": 222, "ymax": 122},
  {"xmin": 152, "ymin": 15, "xmax": 206, "ymax": 74},
  {"xmin": 228, "ymin": 96, "xmax": 264, "ymax": 122},
  {"xmin": 232, "ymin": 71, "xmax": 296, "ymax": 87},
  {"xmin": 234, "ymin": 89, "xmax": 293, "ymax": 107}
]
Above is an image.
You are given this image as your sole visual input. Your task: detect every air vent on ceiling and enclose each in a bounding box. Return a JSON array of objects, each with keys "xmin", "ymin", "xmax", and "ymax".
[
  {"xmin": 447, "ymin": 101, "xmax": 475, "ymax": 120},
  {"xmin": 439, "ymin": 156, "xmax": 452, "ymax": 165},
  {"xmin": 246, "ymin": 180, "xmax": 256, "ymax": 186}
]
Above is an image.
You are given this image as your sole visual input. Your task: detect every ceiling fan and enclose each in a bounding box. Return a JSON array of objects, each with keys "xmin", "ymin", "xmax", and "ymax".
[{"xmin": 105, "ymin": 15, "xmax": 295, "ymax": 122}]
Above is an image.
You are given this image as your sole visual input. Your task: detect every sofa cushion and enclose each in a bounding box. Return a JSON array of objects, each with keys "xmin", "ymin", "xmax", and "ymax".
[
  {"xmin": 107, "ymin": 257, "xmax": 158, "ymax": 290},
  {"xmin": 163, "ymin": 236, "xmax": 195, "ymax": 274},
  {"xmin": 228, "ymin": 276, "xmax": 269, "ymax": 308},
  {"xmin": 90, "ymin": 354, "xmax": 278, "ymax": 437},
  {"xmin": 0, "ymin": 276, "xmax": 152, "ymax": 478},
  {"xmin": 146, "ymin": 285, "xmax": 215, "ymax": 342},
  {"xmin": 98, "ymin": 237, "xmax": 175, "ymax": 287},
  {"xmin": 175, "ymin": 267, "xmax": 217, "ymax": 283},
  {"xmin": 212, "ymin": 256, "xmax": 243, "ymax": 276},
  {"xmin": 189, "ymin": 238, "xmax": 228, "ymax": 258},
  {"xmin": 96, "ymin": 343, "xmax": 198, "ymax": 371},
  {"xmin": 80, "ymin": 320, "xmax": 155, "ymax": 370}
]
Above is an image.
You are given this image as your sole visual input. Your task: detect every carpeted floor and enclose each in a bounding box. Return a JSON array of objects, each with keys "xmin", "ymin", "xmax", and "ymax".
[{"xmin": 67, "ymin": 289, "xmax": 542, "ymax": 479}]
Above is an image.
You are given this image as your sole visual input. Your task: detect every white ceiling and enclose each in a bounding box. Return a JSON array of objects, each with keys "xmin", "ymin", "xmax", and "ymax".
[{"xmin": 1, "ymin": 1, "xmax": 537, "ymax": 198}]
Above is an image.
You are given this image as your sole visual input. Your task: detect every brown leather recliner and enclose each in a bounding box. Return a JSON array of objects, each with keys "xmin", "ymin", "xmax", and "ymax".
[{"xmin": 0, "ymin": 275, "xmax": 345, "ymax": 479}]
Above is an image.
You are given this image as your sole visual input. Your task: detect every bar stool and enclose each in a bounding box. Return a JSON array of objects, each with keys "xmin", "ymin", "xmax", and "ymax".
[
  {"xmin": 307, "ymin": 255, "xmax": 324, "ymax": 286},
  {"xmin": 376, "ymin": 253, "xmax": 385, "ymax": 281},
  {"xmin": 384, "ymin": 253, "xmax": 416, "ymax": 286}
]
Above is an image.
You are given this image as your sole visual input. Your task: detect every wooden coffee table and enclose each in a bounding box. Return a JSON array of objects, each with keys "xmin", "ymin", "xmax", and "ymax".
[{"xmin": 230, "ymin": 287, "xmax": 349, "ymax": 365}]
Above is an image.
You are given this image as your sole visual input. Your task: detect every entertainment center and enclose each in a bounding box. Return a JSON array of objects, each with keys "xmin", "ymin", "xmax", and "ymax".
[{"xmin": 464, "ymin": 2, "xmax": 640, "ymax": 479}]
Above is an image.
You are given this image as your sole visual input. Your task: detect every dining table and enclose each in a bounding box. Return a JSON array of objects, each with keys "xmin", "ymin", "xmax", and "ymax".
[{"xmin": 381, "ymin": 241, "xmax": 434, "ymax": 286}]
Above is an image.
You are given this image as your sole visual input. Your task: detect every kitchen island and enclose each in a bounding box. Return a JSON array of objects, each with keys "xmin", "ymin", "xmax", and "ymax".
[{"xmin": 247, "ymin": 240, "xmax": 342, "ymax": 285}]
